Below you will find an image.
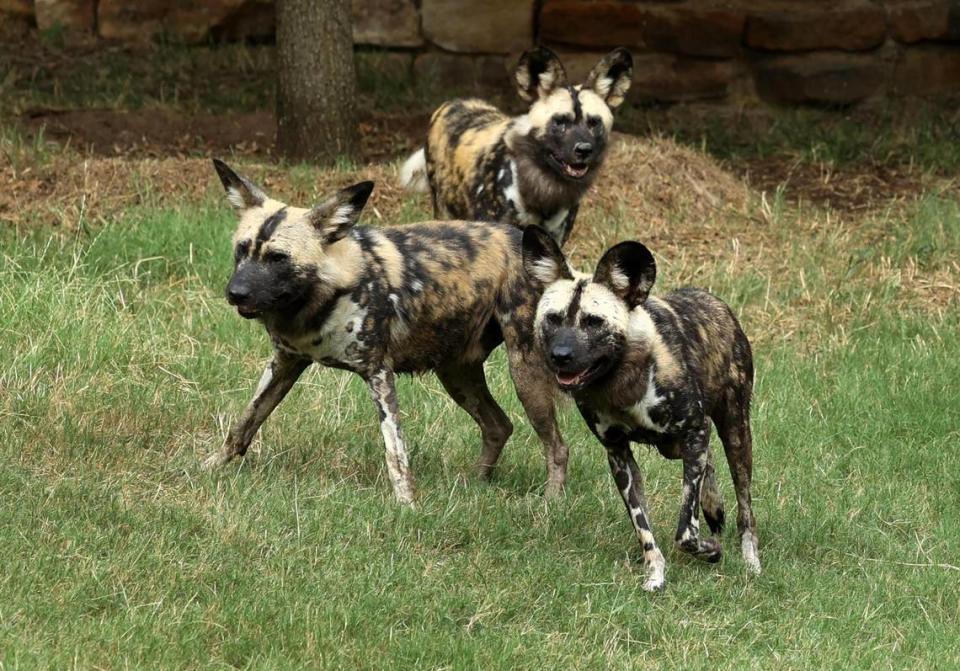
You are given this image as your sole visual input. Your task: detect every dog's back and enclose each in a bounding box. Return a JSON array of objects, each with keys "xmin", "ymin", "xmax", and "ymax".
[{"xmin": 424, "ymin": 99, "xmax": 513, "ymax": 221}]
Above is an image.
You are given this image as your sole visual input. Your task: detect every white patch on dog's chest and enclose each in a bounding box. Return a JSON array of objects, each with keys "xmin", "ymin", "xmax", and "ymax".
[
  {"xmin": 502, "ymin": 159, "xmax": 531, "ymax": 224},
  {"xmin": 500, "ymin": 158, "xmax": 568, "ymax": 239},
  {"xmin": 289, "ymin": 299, "xmax": 368, "ymax": 367},
  {"xmin": 628, "ymin": 369, "xmax": 668, "ymax": 433}
]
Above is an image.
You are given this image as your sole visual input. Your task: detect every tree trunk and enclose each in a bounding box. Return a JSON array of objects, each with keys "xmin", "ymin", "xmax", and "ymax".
[{"xmin": 276, "ymin": 0, "xmax": 358, "ymax": 164}]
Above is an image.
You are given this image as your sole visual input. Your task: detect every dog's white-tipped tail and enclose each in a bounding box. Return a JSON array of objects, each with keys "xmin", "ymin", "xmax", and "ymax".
[{"xmin": 400, "ymin": 147, "xmax": 429, "ymax": 193}]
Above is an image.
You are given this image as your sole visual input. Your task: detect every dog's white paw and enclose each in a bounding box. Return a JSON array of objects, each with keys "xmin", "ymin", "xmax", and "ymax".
[
  {"xmin": 742, "ymin": 530, "xmax": 762, "ymax": 575},
  {"xmin": 201, "ymin": 452, "xmax": 228, "ymax": 471},
  {"xmin": 642, "ymin": 552, "xmax": 666, "ymax": 592},
  {"xmin": 642, "ymin": 575, "xmax": 665, "ymax": 592}
]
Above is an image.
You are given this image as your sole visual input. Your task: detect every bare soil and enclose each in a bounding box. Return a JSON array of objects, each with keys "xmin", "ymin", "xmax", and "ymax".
[{"xmin": 20, "ymin": 107, "xmax": 428, "ymax": 162}]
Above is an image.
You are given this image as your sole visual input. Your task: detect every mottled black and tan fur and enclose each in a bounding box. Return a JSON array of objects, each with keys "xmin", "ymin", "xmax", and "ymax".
[
  {"xmin": 401, "ymin": 47, "xmax": 632, "ymax": 246},
  {"xmin": 522, "ymin": 227, "xmax": 760, "ymax": 590},
  {"xmin": 203, "ymin": 160, "xmax": 571, "ymax": 503}
]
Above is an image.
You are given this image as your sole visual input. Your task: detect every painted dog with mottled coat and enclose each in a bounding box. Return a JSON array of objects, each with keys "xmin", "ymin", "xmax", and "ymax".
[
  {"xmin": 401, "ymin": 47, "xmax": 633, "ymax": 246},
  {"xmin": 522, "ymin": 226, "xmax": 760, "ymax": 590},
  {"xmin": 203, "ymin": 160, "xmax": 571, "ymax": 502}
]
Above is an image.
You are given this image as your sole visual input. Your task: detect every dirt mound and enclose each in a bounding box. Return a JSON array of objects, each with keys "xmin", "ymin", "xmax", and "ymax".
[{"xmin": 566, "ymin": 133, "xmax": 755, "ymax": 263}]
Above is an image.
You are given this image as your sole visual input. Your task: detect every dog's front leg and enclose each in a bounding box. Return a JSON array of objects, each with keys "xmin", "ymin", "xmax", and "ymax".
[
  {"xmin": 506, "ymin": 349, "xmax": 568, "ymax": 497},
  {"xmin": 605, "ymin": 440, "xmax": 666, "ymax": 592},
  {"xmin": 365, "ymin": 368, "xmax": 415, "ymax": 505},
  {"xmin": 202, "ymin": 352, "xmax": 311, "ymax": 469},
  {"xmin": 674, "ymin": 426, "xmax": 722, "ymax": 562}
]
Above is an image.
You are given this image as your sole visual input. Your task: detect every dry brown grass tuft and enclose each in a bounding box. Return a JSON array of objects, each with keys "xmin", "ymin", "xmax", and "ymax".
[{"xmin": 0, "ymin": 154, "xmax": 411, "ymax": 229}]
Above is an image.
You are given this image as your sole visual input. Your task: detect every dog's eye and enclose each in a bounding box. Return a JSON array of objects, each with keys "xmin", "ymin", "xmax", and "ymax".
[
  {"xmin": 587, "ymin": 116, "xmax": 602, "ymax": 131},
  {"xmin": 551, "ymin": 115, "xmax": 571, "ymax": 132},
  {"xmin": 545, "ymin": 312, "xmax": 564, "ymax": 326},
  {"xmin": 234, "ymin": 240, "xmax": 250, "ymax": 262},
  {"xmin": 263, "ymin": 250, "xmax": 290, "ymax": 263},
  {"xmin": 581, "ymin": 314, "xmax": 606, "ymax": 329}
]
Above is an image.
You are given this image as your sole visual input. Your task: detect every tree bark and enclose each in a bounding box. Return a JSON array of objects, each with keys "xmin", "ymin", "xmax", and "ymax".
[{"xmin": 276, "ymin": 0, "xmax": 358, "ymax": 163}]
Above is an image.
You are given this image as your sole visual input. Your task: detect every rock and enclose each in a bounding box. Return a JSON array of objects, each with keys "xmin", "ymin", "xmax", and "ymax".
[
  {"xmin": 353, "ymin": 0, "xmax": 422, "ymax": 47},
  {"xmin": 883, "ymin": 0, "xmax": 960, "ymax": 43},
  {"xmin": 209, "ymin": 1, "xmax": 274, "ymax": 42},
  {"xmin": 413, "ymin": 52, "xmax": 508, "ymax": 90},
  {"xmin": 35, "ymin": 0, "xmax": 94, "ymax": 33},
  {"xmin": 754, "ymin": 52, "xmax": 886, "ymax": 105},
  {"xmin": 540, "ymin": 1, "xmax": 745, "ymax": 58},
  {"xmin": 422, "ymin": 0, "xmax": 533, "ymax": 54},
  {"xmin": 745, "ymin": 1, "xmax": 886, "ymax": 52},
  {"xmin": 0, "ymin": 0, "xmax": 33, "ymax": 36},
  {"xmin": 631, "ymin": 53, "xmax": 738, "ymax": 103},
  {"xmin": 559, "ymin": 50, "xmax": 737, "ymax": 102},
  {"xmin": 641, "ymin": 5, "xmax": 745, "ymax": 58},
  {"xmin": 893, "ymin": 45, "xmax": 960, "ymax": 93},
  {"xmin": 98, "ymin": 0, "xmax": 275, "ymax": 44},
  {"xmin": 0, "ymin": 0, "xmax": 33, "ymax": 21}
]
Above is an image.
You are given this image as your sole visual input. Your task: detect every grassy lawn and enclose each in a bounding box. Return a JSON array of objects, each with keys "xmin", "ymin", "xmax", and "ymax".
[
  {"xmin": 3, "ymin": 37, "xmax": 960, "ymax": 670},
  {"xmin": 3, "ymin": 177, "xmax": 959, "ymax": 669}
]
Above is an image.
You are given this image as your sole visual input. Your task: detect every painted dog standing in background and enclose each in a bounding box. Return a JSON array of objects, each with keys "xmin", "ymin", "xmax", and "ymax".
[
  {"xmin": 401, "ymin": 46, "xmax": 633, "ymax": 247},
  {"xmin": 522, "ymin": 226, "xmax": 761, "ymax": 590},
  {"xmin": 203, "ymin": 161, "xmax": 572, "ymax": 502}
]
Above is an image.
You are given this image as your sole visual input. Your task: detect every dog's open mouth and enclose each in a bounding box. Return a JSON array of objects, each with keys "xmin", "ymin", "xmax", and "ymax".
[
  {"xmin": 236, "ymin": 306, "xmax": 260, "ymax": 319},
  {"xmin": 555, "ymin": 360, "xmax": 604, "ymax": 391},
  {"xmin": 553, "ymin": 154, "xmax": 590, "ymax": 179}
]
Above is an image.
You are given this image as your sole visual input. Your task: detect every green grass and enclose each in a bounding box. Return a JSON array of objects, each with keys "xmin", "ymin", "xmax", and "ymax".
[
  {"xmin": 2, "ymin": 191, "xmax": 959, "ymax": 669},
  {"xmin": 618, "ymin": 101, "xmax": 960, "ymax": 174}
]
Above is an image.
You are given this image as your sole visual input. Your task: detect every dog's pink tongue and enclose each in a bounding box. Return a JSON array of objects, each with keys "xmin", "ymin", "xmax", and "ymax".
[{"xmin": 557, "ymin": 371, "xmax": 583, "ymax": 386}]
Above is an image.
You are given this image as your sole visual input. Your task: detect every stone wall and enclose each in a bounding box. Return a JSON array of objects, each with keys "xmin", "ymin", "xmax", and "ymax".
[{"xmin": 3, "ymin": 0, "xmax": 960, "ymax": 106}]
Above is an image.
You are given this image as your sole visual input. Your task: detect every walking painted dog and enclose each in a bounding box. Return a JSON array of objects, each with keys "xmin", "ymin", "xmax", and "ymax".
[
  {"xmin": 203, "ymin": 160, "xmax": 571, "ymax": 502},
  {"xmin": 401, "ymin": 46, "xmax": 633, "ymax": 247},
  {"xmin": 522, "ymin": 226, "xmax": 761, "ymax": 590}
]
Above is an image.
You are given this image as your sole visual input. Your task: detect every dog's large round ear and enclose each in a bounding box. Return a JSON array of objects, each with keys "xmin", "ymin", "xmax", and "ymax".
[
  {"xmin": 514, "ymin": 46, "xmax": 567, "ymax": 103},
  {"xmin": 212, "ymin": 158, "xmax": 266, "ymax": 211},
  {"xmin": 309, "ymin": 180, "xmax": 374, "ymax": 244},
  {"xmin": 593, "ymin": 241, "xmax": 655, "ymax": 307},
  {"xmin": 522, "ymin": 225, "xmax": 573, "ymax": 284},
  {"xmin": 584, "ymin": 48, "xmax": 633, "ymax": 109}
]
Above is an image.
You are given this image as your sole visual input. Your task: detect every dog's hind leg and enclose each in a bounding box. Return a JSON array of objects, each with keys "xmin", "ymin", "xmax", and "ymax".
[
  {"xmin": 366, "ymin": 368, "xmax": 416, "ymax": 505},
  {"xmin": 605, "ymin": 440, "xmax": 667, "ymax": 592},
  {"xmin": 437, "ymin": 362, "xmax": 514, "ymax": 481},
  {"xmin": 700, "ymin": 445, "xmax": 726, "ymax": 537},
  {"xmin": 714, "ymin": 393, "xmax": 760, "ymax": 575},
  {"xmin": 202, "ymin": 352, "xmax": 311, "ymax": 470}
]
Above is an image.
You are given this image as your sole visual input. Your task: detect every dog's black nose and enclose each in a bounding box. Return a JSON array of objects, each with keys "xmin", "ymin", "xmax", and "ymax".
[
  {"xmin": 551, "ymin": 345, "xmax": 574, "ymax": 366},
  {"xmin": 573, "ymin": 142, "xmax": 593, "ymax": 160},
  {"xmin": 227, "ymin": 283, "xmax": 251, "ymax": 305}
]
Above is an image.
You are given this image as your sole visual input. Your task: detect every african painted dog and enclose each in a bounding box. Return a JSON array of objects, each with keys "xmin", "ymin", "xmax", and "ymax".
[
  {"xmin": 522, "ymin": 226, "xmax": 760, "ymax": 590},
  {"xmin": 401, "ymin": 47, "xmax": 633, "ymax": 246},
  {"xmin": 203, "ymin": 160, "xmax": 572, "ymax": 502}
]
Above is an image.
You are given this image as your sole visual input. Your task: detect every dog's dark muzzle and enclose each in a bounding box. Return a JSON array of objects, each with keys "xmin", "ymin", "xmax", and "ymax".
[{"xmin": 226, "ymin": 267, "xmax": 267, "ymax": 319}]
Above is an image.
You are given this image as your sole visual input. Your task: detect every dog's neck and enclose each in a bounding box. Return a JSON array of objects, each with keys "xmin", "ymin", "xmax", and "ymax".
[
  {"xmin": 516, "ymin": 154, "xmax": 591, "ymax": 215},
  {"xmin": 262, "ymin": 235, "xmax": 364, "ymax": 338},
  {"xmin": 576, "ymin": 346, "xmax": 651, "ymax": 412}
]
